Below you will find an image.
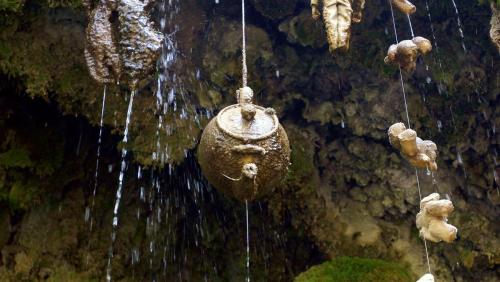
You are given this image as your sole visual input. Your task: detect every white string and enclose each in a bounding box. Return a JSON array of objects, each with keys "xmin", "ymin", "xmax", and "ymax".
[
  {"xmin": 388, "ymin": 0, "xmax": 432, "ymax": 274},
  {"xmin": 416, "ymin": 169, "xmax": 432, "ymax": 274},
  {"xmin": 245, "ymin": 199, "xmax": 250, "ymax": 282},
  {"xmin": 389, "ymin": 0, "xmax": 411, "ymax": 129},
  {"xmin": 241, "ymin": 0, "xmax": 248, "ymax": 87}
]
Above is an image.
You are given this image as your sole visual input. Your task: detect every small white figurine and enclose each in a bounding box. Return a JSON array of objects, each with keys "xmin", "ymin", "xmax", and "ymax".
[
  {"xmin": 416, "ymin": 193, "xmax": 458, "ymax": 243},
  {"xmin": 388, "ymin": 123, "xmax": 438, "ymax": 171},
  {"xmin": 416, "ymin": 273, "xmax": 434, "ymax": 282}
]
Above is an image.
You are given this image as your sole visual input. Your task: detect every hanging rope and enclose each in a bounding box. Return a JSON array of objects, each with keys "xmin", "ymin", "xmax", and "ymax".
[
  {"xmin": 388, "ymin": 0, "xmax": 411, "ymax": 129},
  {"xmin": 241, "ymin": 0, "xmax": 248, "ymax": 87},
  {"xmin": 388, "ymin": 0, "xmax": 432, "ymax": 275},
  {"xmin": 245, "ymin": 199, "xmax": 250, "ymax": 282}
]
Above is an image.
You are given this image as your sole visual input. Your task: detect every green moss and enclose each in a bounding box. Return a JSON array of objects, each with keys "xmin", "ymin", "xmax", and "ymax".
[
  {"xmin": 0, "ymin": 148, "xmax": 33, "ymax": 169},
  {"xmin": 0, "ymin": 0, "xmax": 24, "ymax": 12},
  {"xmin": 295, "ymin": 257, "xmax": 412, "ymax": 282}
]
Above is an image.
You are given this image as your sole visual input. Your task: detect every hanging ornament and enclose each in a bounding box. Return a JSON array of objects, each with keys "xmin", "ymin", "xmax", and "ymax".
[
  {"xmin": 391, "ymin": 0, "xmax": 416, "ymax": 15},
  {"xmin": 416, "ymin": 273, "xmax": 435, "ymax": 282},
  {"xmin": 384, "ymin": 37, "xmax": 432, "ymax": 73},
  {"xmin": 416, "ymin": 193, "xmax": 458, "ymax": 243},
  {"xmin": 310, "ymin": 0, "xmax": 366, "ymax": 52},
  {"xmin": 197, "ymin": 86, "xmax": 290, "ymax": 201},
  {"xmin": 388, "ymin": 123, "xmax": 438, "ymax": 171},
  {"xmin": 84, "ymin": 0, "xmax": 163, "ymax": 89}
]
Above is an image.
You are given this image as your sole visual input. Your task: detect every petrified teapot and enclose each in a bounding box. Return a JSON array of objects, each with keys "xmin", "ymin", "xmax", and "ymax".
[{"xmin": 197, "ymin": 86, "xmax": 290, "ymax": 201}]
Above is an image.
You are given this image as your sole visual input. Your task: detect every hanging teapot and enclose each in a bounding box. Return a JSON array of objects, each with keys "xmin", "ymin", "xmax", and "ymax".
[{"xmin": 197, "ymin": 86, "xmax": 290, "ymax": 201}]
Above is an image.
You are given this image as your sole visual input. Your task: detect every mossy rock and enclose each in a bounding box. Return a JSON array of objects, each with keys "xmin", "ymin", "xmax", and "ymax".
[{"xmin": 295, "ymin": 257, "xmax": 412, "ymax": 282}]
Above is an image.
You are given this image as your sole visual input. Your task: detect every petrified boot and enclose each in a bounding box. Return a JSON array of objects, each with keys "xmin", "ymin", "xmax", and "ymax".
[
  {"xmin": 391, "ymin": 0, "xmax": 416, "ymax": 15},
  {"xmin": 84, "ymin": 0, "xmax": 122, "ymax": 84},
  {"xmin": 388, "ymin": 123, "xmax": 438, "ymax": 171},
  {"xmin": 117, "ymin": 0, "xmax": 163, "ymax": 89}
]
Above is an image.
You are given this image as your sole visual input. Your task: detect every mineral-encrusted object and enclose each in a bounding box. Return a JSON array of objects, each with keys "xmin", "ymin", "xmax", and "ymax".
[
  {"xmin": 84, "ymin": 0, "xmax": 121, "ymax": 84},
  {"xmin": 391, "ymin": 0, "xmax": 416, "ymax": 15},
  {"xmin": 117, "ymin": 0, "xmax": 163, "ymax": 89},
  {"xmin": 416, "ymin": 193, "xmax": 458, "ymax": 243},
  {"xmin": 197, "ymin": 86, "xmax": 290, "ymax": 201},
  {"xmin": 84, "ymin": 0, "xmax": 163, "ymax": 89},
  {"xmin": 388, "ymin": 122, "xmax": 438, "ymax": 171},
  {"xmin": 416, "ymin": 273, "xmax": 435, "ymax": 282},
  {"xmin": 490, "ymin": 3, "xmax": 500, "ymax": 53},
  {"xmin": 384, "ymin": 37, "xmax": 432, "ymax": 72},
  {"xmin": 311, "ymin": 0, "xmax": 366, "ymax": 52}
]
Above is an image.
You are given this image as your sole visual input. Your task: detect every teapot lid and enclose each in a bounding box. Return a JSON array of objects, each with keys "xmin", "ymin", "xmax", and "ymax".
[{"xmin": 217, "ymin": 104, "xmax": 278, "ymax": 140}]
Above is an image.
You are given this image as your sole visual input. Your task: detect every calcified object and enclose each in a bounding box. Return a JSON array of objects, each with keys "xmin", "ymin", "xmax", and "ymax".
[
  {"xmin": 117, "ymin": 0, "xmax": 163, "ymax": 89},
  {"xmin": 84, "ymin": 0, "xmax": 163, "ymax": 89},
  {"xmin": 388, "ymin": 122, "xmax": 438, "ymax": 171},
  {"xmin": 416, "ymin": 273, "xmax": 435, "ymax": 282},
  {"xmin": 416, "ymin": 193, "xmax": 458, "ymax": 243},
  {"xmin": 490, "ymin": 3, "xmax": 500, "ymax": 53},
  {"xmin": 384, "ymin": 37, "xmax": 432, "ymax": 72},
  {"xmin": 311, "ymin": 0, "xmax": 365, "ymax": 52},
  {"xmin": 391, "ymin": 0, "xmax": 416, "ymax": 15},
  {"xmin": 84, "ymin": 0, "xmax": 121, "ymax": 84},
  {"xmin": 197, "ymin": 86, "xmax": 290, "ymax": 201}
]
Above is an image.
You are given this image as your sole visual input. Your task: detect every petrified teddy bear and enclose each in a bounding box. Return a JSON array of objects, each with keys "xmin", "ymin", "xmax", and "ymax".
[
  {"xmin": 416, "ymin": 193, "xmax": 458, "ymax": 243},
  {"xmin": 416, "ymin": 273, "xmax": 434, "ymax": 282},
  {"xmin": 391, "ymin": 0, "xmax": 416, "ymax": 15},
  {"xmin": 388, "ymin": 122, "xmax": 438, "ymax": 171},
  {"xmin": 311, "ymin": 0, "xmax": 366, "ymax": 52},
  {"xmin": 384, "ymin": 36, "xmax": 432, "ymax": 72}
]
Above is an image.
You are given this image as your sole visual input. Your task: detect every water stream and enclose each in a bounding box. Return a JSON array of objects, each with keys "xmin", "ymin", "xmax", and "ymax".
[
  {"xmin": 450, "ymin": 0, "xmax": 467, "ymax": 52},
  {"xmin": 106, "ymin": 90, "xmax": 136, "ymax": 282},
  {"xmin": 87, "ymin": 85, "xmax": 108, "ymax": 232}
]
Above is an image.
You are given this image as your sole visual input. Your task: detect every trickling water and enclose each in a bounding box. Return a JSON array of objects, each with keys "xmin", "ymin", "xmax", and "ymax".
[
  {"xmin": 341, "ymin": 119, "xmax": 345, "ymax": 128},
  {"xmin": 106, "ymin": 90, "xmax": 136, "ymax": 282},
  {"xmin": 450, "ymin": 0, "xmax": 467, "ymax": 52},
  {"xmin": 87, "ymin": 85, "xmax": 108, "ymax": 232},
  {"xmin": 424, "ymin": 0, "xmax": 443, "ymax": 70}
]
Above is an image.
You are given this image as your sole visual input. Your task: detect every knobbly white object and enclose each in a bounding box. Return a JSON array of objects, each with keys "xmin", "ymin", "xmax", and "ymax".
[{"xmin": 416, "ymin": 193, "xmax": 458, "ymax": 243}]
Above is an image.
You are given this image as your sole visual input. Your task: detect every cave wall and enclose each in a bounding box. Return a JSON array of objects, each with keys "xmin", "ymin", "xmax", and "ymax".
[{"xmin": 0, "ymin": 0, "xmax": 499, "ymax": 281}]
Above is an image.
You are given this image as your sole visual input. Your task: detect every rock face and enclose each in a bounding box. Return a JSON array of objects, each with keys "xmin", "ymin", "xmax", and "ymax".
[{"xmin": 0, "ymin": 0, "xmax": 499, "ymax": 281}]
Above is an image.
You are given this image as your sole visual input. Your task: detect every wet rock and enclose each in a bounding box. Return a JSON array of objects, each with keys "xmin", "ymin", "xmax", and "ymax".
[
  {"xmin": 278, "ymin": 10, "xmax": 327, "ymax": 48},
  {"xmin": 251, "ymin": 0, "xmax": 298, "ymax": 20}
]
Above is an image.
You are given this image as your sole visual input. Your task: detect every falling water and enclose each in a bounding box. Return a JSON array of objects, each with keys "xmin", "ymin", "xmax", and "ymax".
[
  {"xmin": 87, "ymin": 85, "xmax": 108, "ymax": 232},
  {"xmin": 424, "ymin": 0, "xmax": 443, "ymax": 70},
  {"xmin": 106, "ymin": 90, "xmax": 136, "ymax": 282},
  {"xmin": 450, "ymin": 0, "xmax": 467, "ymax": 52}
]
